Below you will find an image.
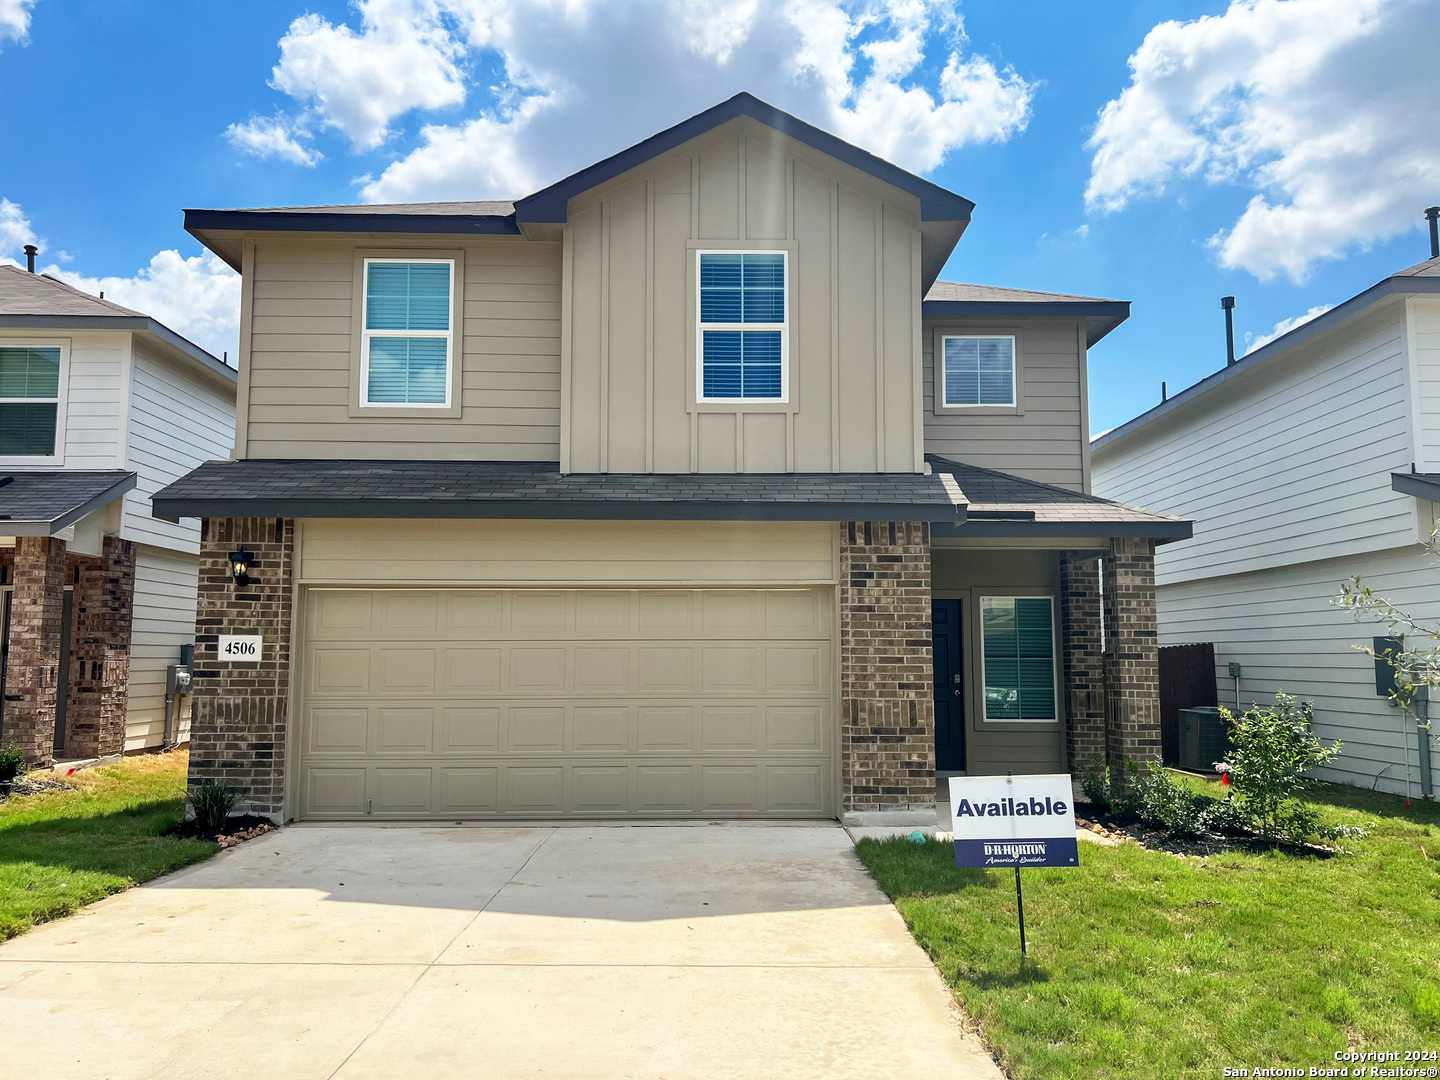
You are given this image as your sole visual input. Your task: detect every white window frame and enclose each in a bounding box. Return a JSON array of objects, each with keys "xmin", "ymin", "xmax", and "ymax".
[
  {"xmin": 694, "ymin": 248, "xmax": 789, "ymax": 405},
  {"xmin": 359, "ymin": 257, "xmax": 455, "ymax": 410},
  {"xmin": 977, "ymin": 593, "xmax": 1060, "ymax": 725},
  {"xmin": 939, "ymin": 334, "xmax": 1016, "ymax": 408},
  {"xmin": 0, "ymin": 338, "xmax": 68, "ymax": 466}
]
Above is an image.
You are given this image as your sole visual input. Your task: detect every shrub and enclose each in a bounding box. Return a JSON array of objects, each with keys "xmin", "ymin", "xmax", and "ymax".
[
  {"xmin": 1080, "ymin": 760, "xmax": 1143, "ymax": 817},
  {"xmin": 187, "ymin": 779, "xmax": 237, "ymax": 835},
  {"xmin": 1131, "ymin": 765, "xmax": 1210, "ymax": 838},
  {"xmin": 0, "ymin": 743, "xmax": 27, "ymax": 785},
  {"xmin": 1222, "ymin": 693, "xmax": 1359, "ymax": 844}
]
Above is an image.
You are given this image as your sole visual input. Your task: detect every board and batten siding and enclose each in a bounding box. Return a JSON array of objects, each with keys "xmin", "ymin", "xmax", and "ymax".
[
  {"xmin": 563, "ymin": 116, "xmax": 924, "ymax": 475},
  {"xmin": 126, "ymin": 544, "xmax": 199, "ymax": 750},
  {"xmin": 121, "ymin": 342, "xmax": 235, "ymax": 553},
  {"xmin": 1158, "ymin": 543, "xmax": 1440, "ymax": 796},
  {"xmin": 1093, "ymin": 302, "xmax": 1420, "ymax": 585},
  {"xmin": 296, "ymin": 519, "xmax": 839, "ymax": 586},
  {"xmin": 1411, "ymin": 296, "xmax": 1440, "ymax": 472},
  {"xmin": 923, "ymin": 319, "xmax": 1087, "ymax": 490},
  {"xmin": 241, "ymin": 237, "xmax": 561, "ymax": 460}
]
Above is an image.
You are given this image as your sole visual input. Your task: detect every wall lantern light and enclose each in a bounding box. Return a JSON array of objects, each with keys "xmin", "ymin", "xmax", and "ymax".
[{"xmin": 229, "ymin": 548, "xmax": 255, "ymax": 587}]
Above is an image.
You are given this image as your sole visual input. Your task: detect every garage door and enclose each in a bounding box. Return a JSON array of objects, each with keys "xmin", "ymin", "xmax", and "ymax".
[{"xmin": 298, "ymin": 587, "xmax": 835, "ymax": 819}]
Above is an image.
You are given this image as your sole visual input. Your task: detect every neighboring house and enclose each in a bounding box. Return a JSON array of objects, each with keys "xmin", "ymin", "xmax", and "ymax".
[
  {"xmin": 0, "ymin": 260, "xmax": 237, "ymax": 765},
  {"xmin": 157, "ymin": 93, "xmax": 1188, "ymax": 826},
  {"xmin": 1092, "ymin": 247, "xmax": 1440, "ymax": 797}
]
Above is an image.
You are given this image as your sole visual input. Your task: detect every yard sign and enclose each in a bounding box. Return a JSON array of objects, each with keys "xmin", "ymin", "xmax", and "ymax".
[{"xmin": 949, "ymin": 773, "xmax": 1079, "ymax": 959}]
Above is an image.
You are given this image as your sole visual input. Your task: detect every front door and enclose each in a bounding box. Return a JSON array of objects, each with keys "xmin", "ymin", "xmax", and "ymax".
[{"xmin": 932, "ymin": 599, "xmax": 965, "ymax": 772}]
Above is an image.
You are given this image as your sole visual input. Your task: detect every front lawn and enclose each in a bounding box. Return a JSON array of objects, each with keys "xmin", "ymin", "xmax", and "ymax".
[
  {"xmin": 0, "ymin": 751, "xmax": 216, "ymax": 941},
  {"xmin": 856, "ymin": 782, "xmax": 1440, "ymax": 1079}
]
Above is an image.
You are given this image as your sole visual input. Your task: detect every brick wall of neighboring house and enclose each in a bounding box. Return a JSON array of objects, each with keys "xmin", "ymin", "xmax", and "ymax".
[
  {"xmin": 189, "ymin": 518, "xmax": 293, "ymax": 821},
  {"xmin": 839, "ymin": 521, "xmax": 935, "ymax": 820},
  {"xmin": 1060, "ymin": 551, "xmax": 1107, "ymax": 772},
  {"xmin": 1102, "ymin": 536, "xmax": 1162, "ymax": 772},
  {"xmin": 65, "ymin": 537, "xmax": 136, "ymax": 759},
  {"xmin": 2, "ymin": 537, "xmax": 68, "ymax": 765}
]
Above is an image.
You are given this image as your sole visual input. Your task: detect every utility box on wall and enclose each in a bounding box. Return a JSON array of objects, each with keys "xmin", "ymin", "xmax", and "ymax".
[{"xmin": 1374, "ymin": 636, "xmax": 1403, "ymax": 697}]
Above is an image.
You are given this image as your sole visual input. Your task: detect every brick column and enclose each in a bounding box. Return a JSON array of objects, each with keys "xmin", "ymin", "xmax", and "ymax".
[
  {"xmin": 2, "ymin": 536, "xmax": 67, "ymax": 766},
  {"xmin": 1102, "ymin": 537, "xmax": 1161, "ymax": 772},
  {"xmin": 190, "ymin": 518, "xmax": 294, "ymax": 821},
  {"xmin": 839, "ymin": 521, "xmax": 935, "ymax": 824},
  {"xmin": 66, "ymin": 537, "xmax": 136, "ymax": 759},
  {"xmin": 1059, "ymin": 552, "xmax": 1106, "ymax": 772}
]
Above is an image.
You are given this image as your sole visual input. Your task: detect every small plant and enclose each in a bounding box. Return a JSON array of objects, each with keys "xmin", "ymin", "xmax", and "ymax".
[
  {"xmin": 187, "ymin": 779, "xmax": 237, "ymax": 835},
  {"xmin": 1079, "ymin": 759, "xmax": 1143, "ymax": 816},
  {"xmin": 1131, "ymin": 765, "xmax": 1210, "ymax": 838},
  {"xmin": 0, "ymin": 742, "xmax": 27, "ymax": 785}
]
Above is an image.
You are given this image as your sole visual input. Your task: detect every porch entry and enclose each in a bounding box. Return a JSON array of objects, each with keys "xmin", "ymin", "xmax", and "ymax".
[{"xmin": 931, "ymin": 598, "xmax": 965, "ymax": 771}]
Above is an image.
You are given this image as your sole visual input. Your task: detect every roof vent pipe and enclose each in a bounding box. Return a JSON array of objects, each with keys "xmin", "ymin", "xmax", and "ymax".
[
  {"xmin": 23, "ymin": 244, "xmax": 37, "ymax": 273},
  {"xmin": 1427, "ymin": 206, "xmax": 1439, "ymax": 259},
  {"xmin": 1222, "ymin": 296, "xmax": 1236, "ymax": 365}
]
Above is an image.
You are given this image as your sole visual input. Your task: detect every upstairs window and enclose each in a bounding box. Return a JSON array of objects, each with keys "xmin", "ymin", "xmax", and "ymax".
[
  {"xmin": 361, "ymin": 259, "xmax": 453, "ymax": 407},
  {"xmin": 0, "ymin": 346, "xmax": 61, "ymax": 457},
  {"xmin": 941, "ymin": 335, "xmax": 1015, "ymax": 407},
  {"xmin": 697, "ymin": 251, "xmax": 787, "ymax": 402},
  {"xmin": 981, "ymin": 597, "xmax": 1057, "ymax": 722}
]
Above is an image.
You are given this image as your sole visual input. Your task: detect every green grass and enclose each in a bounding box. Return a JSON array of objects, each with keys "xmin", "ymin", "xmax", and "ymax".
[
  {"xmin": 855, "ymin": 781, "xmax": 1440, "ymax": 1079},
  {"xmin": 0, "ymin": 751, "xmax": 216, "ymax": 941}
]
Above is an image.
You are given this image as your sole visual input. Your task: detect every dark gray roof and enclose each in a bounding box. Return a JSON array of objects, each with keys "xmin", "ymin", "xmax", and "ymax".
[
  {"xmin": 929, "ymin": 455, "xmax": 1191, "ymax": 541},
  {"xmin": 1094, "ymin": 256, "xmax": 1440, "ymax": 454},
  {"xmin": 0, "ymin": 471, "xmax": 137, "ymax": 535},
  {"xmin": 1392, "ymin": 472, "xmax": 1440, "ymax": 501},
  {"xmin": 227, "ymin": 201, "xmax": 516, "ymax": 218},
  {"xmin": 152, "ymin": 459, "xmax": 969, "ymax": 523},
  {"xmin": 923, "ymin": 280, "xmax": 1131, "ymax": 346},
  {"xmin": 0, "ymin": 265, "xmax": 236, "ymax": 384}
]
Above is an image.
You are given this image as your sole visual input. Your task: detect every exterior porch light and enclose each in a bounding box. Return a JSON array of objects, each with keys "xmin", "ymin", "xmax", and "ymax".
[{"xmin": 229, "ymin": 548, "xmax": 254, "ymax": 587}]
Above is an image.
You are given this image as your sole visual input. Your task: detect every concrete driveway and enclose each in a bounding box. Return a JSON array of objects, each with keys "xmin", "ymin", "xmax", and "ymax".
[{"xmin": 0, "ymin": 824, "xmax": 1000, "ymax": 1080}]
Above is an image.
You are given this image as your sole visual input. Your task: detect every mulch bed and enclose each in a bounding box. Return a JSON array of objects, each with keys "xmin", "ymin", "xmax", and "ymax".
[
  {"xmin": 2, "ymin": 775, "xmax": 77, "ymax": 799},
  {"xmin": 1075, "ymin": 811, "xmax": 1335, "ymax": 859},
  {"xmin": 164, "ymin": 814, "xmax": 278, "ymax": 848}
]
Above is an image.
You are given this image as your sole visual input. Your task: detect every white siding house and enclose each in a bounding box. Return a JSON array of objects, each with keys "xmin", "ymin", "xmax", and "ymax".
[
  {"xmin": 1093, "ymin": 257, "xmax": 1440, "ymax": 796},
  {"xmin": 0, "ymin": 263, "xmax": 236, "ymax": 757}
]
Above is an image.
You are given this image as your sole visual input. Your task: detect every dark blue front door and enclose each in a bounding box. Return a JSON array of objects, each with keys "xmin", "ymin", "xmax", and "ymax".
[{"xmin": 932, "ymin": 599, "xmax": 965, "ymax": 772}]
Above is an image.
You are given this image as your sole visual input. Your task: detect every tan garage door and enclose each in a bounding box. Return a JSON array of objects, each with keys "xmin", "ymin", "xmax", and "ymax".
[{"xmin": 297, "ymin": 587, "xmax": 835, "ymax": 819}]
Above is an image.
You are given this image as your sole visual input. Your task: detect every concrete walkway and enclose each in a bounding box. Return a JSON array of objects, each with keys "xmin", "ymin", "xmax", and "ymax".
[{"xmin": 0, "ymin": 824, "xmax": 1001, "ymax": 1080}]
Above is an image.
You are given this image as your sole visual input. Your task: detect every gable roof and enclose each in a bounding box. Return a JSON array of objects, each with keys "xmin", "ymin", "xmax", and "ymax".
[
  {"xmin": 0, "ymin": 469, "xmax": 137, "ymax": 535},
  {"xmin": 186, "ymin": 92, "xmax": 975, "ymax": 289},
  {"xmin": 0, "ymin": 264, "xmax": 237, "ymax": 385},
  {"xmin": 1092, "ymin": 255, "xmax": 1440, "ymax": 455},
  {"xmin": 923, "ymin": 281, "xmax": 1131, "ymax": 345}
]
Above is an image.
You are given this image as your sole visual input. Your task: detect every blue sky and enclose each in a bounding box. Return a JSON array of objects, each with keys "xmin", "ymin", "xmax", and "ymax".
[{"xmin": 1, "ymin": 0, "xmax": 1436, "ymax": 434}]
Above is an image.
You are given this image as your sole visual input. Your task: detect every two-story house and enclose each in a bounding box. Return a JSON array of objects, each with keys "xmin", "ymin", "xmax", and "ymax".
[
  {"xmin": 1093, "ymin": 238, "xmax": 1440, "ymax": 798},
  {"xmin": 157, "ymin": 93, "xmax": 1188, "ymax": 826},
  {"xmin": 0, "ymin": 259, "xmax": 236, "ymax": 766}
]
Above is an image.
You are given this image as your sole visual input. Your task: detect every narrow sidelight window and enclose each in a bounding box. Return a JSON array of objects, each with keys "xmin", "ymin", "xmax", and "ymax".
[
  {"xmin": 361, "ymin": 259, "xmax": 454, "ymax": 407},
  {"xmin": 941, "ymin": 335, "xmax": 1015, "ymax": 407},
  {"xmin": 697, "ymin": 250, "xmax": 787, "ymax": 402},
  {"xmin": 0, "ymin": 346, "xmax": 61, "ymax": 456},
  {"xmin": 980, "ymin": 596, "xmax": 1057, "ymax": 721}
]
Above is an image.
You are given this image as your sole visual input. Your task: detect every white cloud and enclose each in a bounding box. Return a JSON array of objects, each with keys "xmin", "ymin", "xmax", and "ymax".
[
  {"xmin": 226, "ymin": 115, "xmax": 323, "ymax": 166},
  {"xmin": 0, "ymin": 198, "xmax": 36, "ymax": 252},
  {"xmin": 1086, "ymin": 0, "xmax": 1440, "ymax": 282},
  {"xmin": 0, "ymin": 0, "xmax": 35, "ymax": 44},
  {"xmin": 1244, "ymin": 302, "xmax": 1334, "ymax": 353},
  {"xmin": 243, "ymin": 0, "xmax": 1035, "ymax": 200}
]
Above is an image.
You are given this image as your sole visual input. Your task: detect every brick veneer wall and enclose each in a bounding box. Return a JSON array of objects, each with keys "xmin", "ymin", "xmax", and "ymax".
[
  {"xmin": 190, "ymin": 518, "xmax": 294, "ymax": 820},
  {"xmin": 1102, "ymin": 536, "xmax": 1161, "ymax": 772},
  {"xmin": 2, "ymin": 537, "xmax": 68, "ymax": 766},
  {"xmin": 1059, "ymin": 552, "xmax": 1107, "ymax": 771},
  {"xmin": 66, "ymin": 537, "xmax": 136, "ymax": 759},
  {"xmin": 839, "ymin": 521, "xmax": 935, "ymax": 817}
]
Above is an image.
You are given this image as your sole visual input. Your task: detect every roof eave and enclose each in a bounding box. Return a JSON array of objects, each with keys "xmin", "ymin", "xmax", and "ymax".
[
  {"xmin": 0, "ymin": 314, "xmax": 235, "ymax": 384},
  {"xmin": 922, "ymin": 299, "xmax": 1130, "ymax": 346},
  {"xmin": 932, "ymin": 519, "xmax": 1193, "ymax": 542},
  {"xmin": 1391, "ymin": 472, "xmax": 1440, "ymax": 502},
  {"xmin": 0, "ymin": 472, "xmax": 137, "ymax": 535}
]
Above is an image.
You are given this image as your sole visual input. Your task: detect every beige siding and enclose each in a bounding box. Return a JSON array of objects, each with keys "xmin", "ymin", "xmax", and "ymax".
[
  {"xmin": 243, "ymin": 238, "xmax": 561, "ymax": 459},
  {"xmin": 564, "ymin": 117, "xmax": 924, "ymax": 475},
  {"xmin": 122, "ymin": 342, "xmax": 235, "ymax": 553},
  {"xmin": 1158, "ymin": 543, "xmax": 1440, "ymax": 797},
  {"xmin": 297, "ymin": 519, "xmax": 839, "ymax": 585},
  {"xmin": 931, "ymin": 546, "xmax": 1066, "ymax": 774},
  {"xmin": 125, "ymin": 544, "xmax": 198, "ymax": 751},
  {"xmin": 922, "ymin": 319, "xmax": 1087, "ymax": 490}
]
